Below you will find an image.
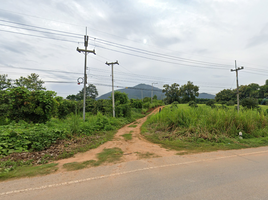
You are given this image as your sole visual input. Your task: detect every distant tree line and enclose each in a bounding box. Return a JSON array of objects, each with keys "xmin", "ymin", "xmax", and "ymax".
[
  {"xmin": 215, "ymin": 80, "xmax": 268, "ymax": 105},
  {"xmin": 162, "ymin": 81, "xmax": 199, "ymax": 104}
]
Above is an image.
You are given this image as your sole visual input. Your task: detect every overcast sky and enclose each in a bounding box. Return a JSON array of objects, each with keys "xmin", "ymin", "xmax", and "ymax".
[{"xmin": 1, "ymin": 0, "xmax": 268, "ymax": 98}]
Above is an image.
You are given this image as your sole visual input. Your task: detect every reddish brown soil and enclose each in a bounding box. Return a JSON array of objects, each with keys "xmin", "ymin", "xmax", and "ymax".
[{"xmin": 57, "ymin": 107, "xmax": 177, "ymax": 171}]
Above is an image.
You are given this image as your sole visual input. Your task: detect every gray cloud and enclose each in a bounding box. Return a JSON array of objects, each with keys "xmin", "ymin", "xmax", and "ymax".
[
  {"xmin": 0, "ymin": 10, "xmax": 26, "ymax": 23},
  {"xmin": 246, "ymin": 23, "xmax": 268, "ymax": 48}
]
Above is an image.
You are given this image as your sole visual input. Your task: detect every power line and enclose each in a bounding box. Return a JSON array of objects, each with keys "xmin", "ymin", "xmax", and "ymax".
[{"xmin": 0, "ymin": 29, "xmax": 79, "ymax": 43}]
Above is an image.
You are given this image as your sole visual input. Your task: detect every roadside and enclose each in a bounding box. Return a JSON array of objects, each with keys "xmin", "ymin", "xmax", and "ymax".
[
  {"xmin": 1, "ymin": 146, "xmax": 268, "ymax": 200},
  {"xmin": 56, "ymin": 106, "xmax": 177, "ymax": 172}
]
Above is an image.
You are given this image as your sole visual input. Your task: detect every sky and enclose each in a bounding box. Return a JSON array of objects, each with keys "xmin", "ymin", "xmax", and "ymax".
[{"xmin": 1, "ymin": 0, "xmax": 268, "ymax": 98}]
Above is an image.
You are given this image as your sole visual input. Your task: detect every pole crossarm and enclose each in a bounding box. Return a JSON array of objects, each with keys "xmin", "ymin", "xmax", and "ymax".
[
  {"xmin": 105, "ymin": 60, "xmax": 119, "ymax": 66},
  {"xmin": 76, "ymin": 47, "xmax": 96, "ymax": 54},
  {"xmin": 76, "ymin": 34, "xmax": 96, "ymax": 122}
]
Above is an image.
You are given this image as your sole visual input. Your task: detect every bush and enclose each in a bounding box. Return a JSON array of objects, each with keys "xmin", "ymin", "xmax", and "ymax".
[
  {"xmin": 188, "ymin": 101, "xmax": 198, "ymax": 107},
  {"xmin": 206, "ymin": 99, "xmax": 215, "ymax": 106},
  {"xmin": 3, "ymin": 87, "xmax": 57, "ymax": 123},
  {"xmin": 241, "ymin": 98, "xmax": 259, "ymax": 109},
  {"xmin": 56, "ymin": 98, "xmax": 77, "ymax": 119},
  {"xmin": 226, "ymin": 100, "xmax": 235, "ymax": 106}
]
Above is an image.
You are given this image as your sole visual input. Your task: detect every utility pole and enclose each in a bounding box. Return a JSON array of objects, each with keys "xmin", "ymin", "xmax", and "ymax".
[
  {"xmin": 77, "ymin": 34, "xmax": 96, "ymax": 122},
  {"xmin": 106, "ymin": 61, "xmax": 119, "ymax": 118},
  {"xmin": 231, "ymin": 60, "xmax": 244, "ymax": 113},
  {"xmin": 151, "ymin": 82, "xmax": 158, "ymax": 103}
]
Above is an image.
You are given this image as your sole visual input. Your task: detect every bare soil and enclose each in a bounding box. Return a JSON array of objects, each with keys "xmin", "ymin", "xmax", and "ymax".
[{"xmin": 57, "ymin": 107, "xmax": 177, "ymax": 171}]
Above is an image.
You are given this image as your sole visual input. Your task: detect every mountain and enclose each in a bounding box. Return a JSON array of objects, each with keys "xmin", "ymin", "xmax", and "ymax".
[
  {"xmin": 97, "ymin": 84, "xmax": 215, "ymax": 100},
  {"xmin": 197, "ymin": 93, "xmax": 215, "ymax": 99},
  {"xmin": 97, "ymin": 84, "xmax": 165, "ymax": 100}
]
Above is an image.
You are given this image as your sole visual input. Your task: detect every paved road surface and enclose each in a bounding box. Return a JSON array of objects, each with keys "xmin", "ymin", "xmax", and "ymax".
[{"xmin": 1, "ymin": 146, "xmax": 268, "ymax": 200}]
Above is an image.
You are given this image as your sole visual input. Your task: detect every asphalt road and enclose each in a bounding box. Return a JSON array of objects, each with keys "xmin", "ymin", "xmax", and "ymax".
[{"xmin": 1, "ymin": 146, "xmax": 268, "ymax": 200}]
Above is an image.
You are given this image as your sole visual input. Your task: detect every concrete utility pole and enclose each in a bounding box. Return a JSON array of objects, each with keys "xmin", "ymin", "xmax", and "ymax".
[
  {"xmin": 231, "ymin": 60, "xmax": 244, "ymax": 113},
  {"xmin": 151, "ymin": 82, "xmax": 158, "ymax": 103},
  {"xmin": 77, "ymin": 34, "xmax": 96, "ymax": 122},
  {"xmin": 106, "ymin": 61, "xmax": 119, "ymax": 118}
]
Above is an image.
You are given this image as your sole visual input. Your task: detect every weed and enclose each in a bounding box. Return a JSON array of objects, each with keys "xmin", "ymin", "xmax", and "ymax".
[
  {"xmin": 121, "ymin": 133, "xmax": 132, "ymax": 140},
  {"xmin": 63, "ymin": 160, "xmax": 96, "ymax": 171},
  {"xmin": 94, "ymin": 148, "xmax": 123, "ymax": 166},
  {"xmin": 0, "ymin": 163, "xmax": 58, "ymax": 181},
  {"xmin": 128, "ymin": 124, "xmax": 137, "ymax": 128},
  {"xmin": 135, "ymin": 152, "xmax": 159, "ymax": 159},
  {"xmin": 141, "ymin": 104, "xmax": 268, "ymax": 154}
]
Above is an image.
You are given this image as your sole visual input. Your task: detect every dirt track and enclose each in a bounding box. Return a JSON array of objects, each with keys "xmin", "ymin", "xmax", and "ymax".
[{"xmin": 57, "ymin": 107, "xmax": 177, "ymax": 171}]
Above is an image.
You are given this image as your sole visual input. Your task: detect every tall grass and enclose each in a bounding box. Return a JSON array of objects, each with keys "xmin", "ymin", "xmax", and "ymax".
[{"xmin": 145, "ymin": 106, "xmax": 268, "ymax": 141}]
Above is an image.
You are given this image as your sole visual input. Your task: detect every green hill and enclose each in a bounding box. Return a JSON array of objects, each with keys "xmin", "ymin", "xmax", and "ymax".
[
  {"xmin": 97, "ymin": 84, "xmax": 164, "ymax": 100},
  {"xmin": 97, "ymin": 84, "xmax": 215, "ymax": 100}
]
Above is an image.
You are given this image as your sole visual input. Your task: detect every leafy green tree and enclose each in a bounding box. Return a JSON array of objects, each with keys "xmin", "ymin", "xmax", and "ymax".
[
  {"xmin": 113, "ymin": 91, "xmax": 131, "ymax": 118},
  {"xmin": 76, "ymin": 84, "xmax": 98, "ymax": 100},
  {"xmin": 114, "ymin": 91, "xmax": 128, "ymax": 104},
  {"xmin": 66, "ymin": 94, "xmax": 77, "ymax": 101},
  {"xmin": 0, "ymin": 74, "xmax": 12, "ymax": 90},
  {"xmin": 179, "ymin": 81, "xmax": 199, "ymax": 103},
  {"xmin": 239, "ymin": 84, "xmax": 260, "ymax": 99},
  {"xmin": 215, "ymin": 89, "xmax": 235, "ymax": 102},
  {"xmin": 241, "ymin": 97, "xmax": 259, "ymax": 109},
  {"xmin": 14, "ymin": 73, "xmax": 45, "ymax": 90},
  {"xmin": 259, "ymin": 85, "xmax": 268, "ymax": 98},
  {"xmin": 162, "ymin": 83, "xmax": 181, "ymax": 104},
  {"xmin": 6, "ymin": 87, "xmax": 56, "ymax": 123}
]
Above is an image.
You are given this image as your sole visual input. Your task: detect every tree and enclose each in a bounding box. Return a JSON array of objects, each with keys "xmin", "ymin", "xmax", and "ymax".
[
  {"xmin": 239, "ymin": 84, "xmax": 260, "ymax": 99},
  {"xmin": 66, "ymin": 94, "xmax": 77, "ymax": 101},
  {"xmin": 179, "ymin": 81, "xmax": 199, "ymax": 103},
  {"xmin": 215, "ymin": 89, "xmax": 235, "ymax": 102},
  {"xmin": 162, "ymin": 83, "xmax": 181, "ymax": 104},
  {"xmin": 76, "ymin": 84, "xmax": 98, "ymax": 100},
  {"xmin": 259, "ymin": 85, "xmax": 268, "ymax": 98},
  {"xmin": 0, "ymin": 74, "xmax": 12, "ymax": 90},
  {"xmin": 14, "ymin": 73, "xmax": 45, "ymax": 90},
  {"xmin": 241, "ymin": 97, "xmax": 259, "ymax": 109}
]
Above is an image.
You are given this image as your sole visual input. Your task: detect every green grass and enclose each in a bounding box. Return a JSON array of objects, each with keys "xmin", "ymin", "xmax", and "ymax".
[
  {"xmin": 141, "ymin": 104, "xmax": 268, "ymax": 154},
  {"xmin": 128, "ymin": 124, "xmax": 137, "ymax": 128},
  {"xmin": 0, "ymin": 163, "xmax": 58, "ymax": 181},
  {"xmin": 121, "ymin": 133, "xmax": 133, "ymax": 140},
  {"xmin": 63, "ymin": 160, "xmax": 96, "ymax": 171},
  {"xmin": 63, "ymin": 147, "xmax": 124, "ymax": 171},
  {"xmin": 95, "ymin": 147, "xmax": 123, "ymax": 165},
  {"xmin": 135, "ymin": 152, "xmax": 159, "ymax": 159}
]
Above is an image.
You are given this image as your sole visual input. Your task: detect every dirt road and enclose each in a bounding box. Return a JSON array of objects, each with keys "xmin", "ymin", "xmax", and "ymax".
[{"xmin": 57, "ymin": 107, "xmax": 177, "ymax": 171}]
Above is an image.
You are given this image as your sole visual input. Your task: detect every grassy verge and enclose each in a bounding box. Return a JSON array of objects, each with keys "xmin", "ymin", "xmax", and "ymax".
[
  {"xmin": 135, "ymin": 152, "xmax": 159, "ymax": 159},
  {"xmin": 128, "ymin": 124, "xmax": 137, "ymax": 128},
  {"xmin": 121, "ymin": 132, "xmax": 133, "ymax": 140},
  {"xmin": 0, "ymin": 163, "xmax": 58, "ymax": 181},
  {"xmin": 63, "ymin": 147, "xmax": 123, "ymax": 171},
  {"xmin": 141, "ymin": 104, "xmax": 268, "ymax": 154}
]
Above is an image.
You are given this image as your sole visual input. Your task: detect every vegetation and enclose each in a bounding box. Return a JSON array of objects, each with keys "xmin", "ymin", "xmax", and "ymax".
[
  {"xmin": 62, "ymin": 147, "xmax": 124, "ymax": 171},
  {"xmin": 0, "ymin": 73, "xmax": 165, "ymax": 180},
  {"xmin": 0, "ymin": 163, "xmax": 58, "ymax": 181},
  {"xmin": 66, "ymin": 84, "xmax": 98, "ymax": 101},
  {"xmin": 141, "ymin": 104, "xmax": 268, "ymax": 153},
  {"xmin": 215, "ymin": 80, "xmax": 268, "ymax": 105},
  {"xmin": 162, "ymin": 81, "xmax": 199, "ymax": 104},
  {"xmin": 121, "ymin": 133, "xmax": 133, "ymax": 140}
]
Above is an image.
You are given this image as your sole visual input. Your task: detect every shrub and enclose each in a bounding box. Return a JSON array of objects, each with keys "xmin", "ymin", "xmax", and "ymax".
[
  {"xmin": 4, "ymin": 87, "xmax": 57, "ymax": 123},
  {"xmin": 241, "ymin": 98, "xmax": 259, "ymax": 109},
  {"xmin": 188, "ymin": 101, "xmax": 198, "ymax": 107},
  {"xmin": 206, "ymin": 99, "xmax": 215, "ymax": 106},
  {"xmin": 226, "ymin": 100, "xmax": 235, "ymax": 106}
]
